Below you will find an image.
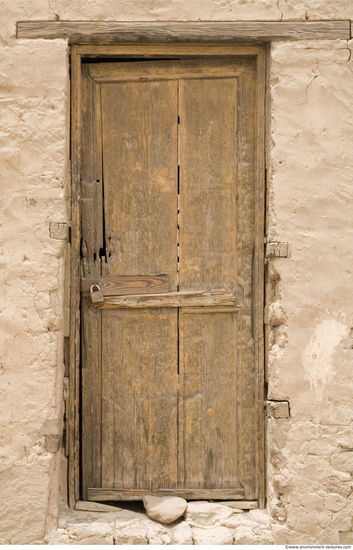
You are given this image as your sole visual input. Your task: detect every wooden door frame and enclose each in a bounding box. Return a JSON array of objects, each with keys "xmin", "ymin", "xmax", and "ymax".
[{"xmin": 69, "ymin": 43, "xmax": 266, "ymax": 510}]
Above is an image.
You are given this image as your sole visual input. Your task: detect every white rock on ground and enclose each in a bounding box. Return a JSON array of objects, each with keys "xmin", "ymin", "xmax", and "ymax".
[{"xmin": 143, "ymin": 495, "xmax": 187, "ymax": 524}]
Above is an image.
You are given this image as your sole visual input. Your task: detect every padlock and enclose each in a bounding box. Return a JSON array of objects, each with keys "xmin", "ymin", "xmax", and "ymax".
[{"xmin": 90, "ymin": 284, "xmax": 104, "ymax": 306}]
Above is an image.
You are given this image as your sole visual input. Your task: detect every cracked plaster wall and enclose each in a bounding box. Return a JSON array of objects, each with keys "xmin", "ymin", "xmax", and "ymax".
[{"xmin": 0, "ymin": 0, "xmax": 353, "ymax": 545}]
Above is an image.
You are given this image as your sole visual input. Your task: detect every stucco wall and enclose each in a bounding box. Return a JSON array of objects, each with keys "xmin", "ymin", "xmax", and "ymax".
[{"xmin": 0, "ymin": 0, "xmax": 353, "ymax": 544}]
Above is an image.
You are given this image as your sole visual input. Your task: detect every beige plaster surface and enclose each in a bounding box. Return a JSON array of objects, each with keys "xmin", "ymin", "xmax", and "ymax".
[{"xmin": 0, "ymin": 0, "xmax": 353, "ymax": 544}]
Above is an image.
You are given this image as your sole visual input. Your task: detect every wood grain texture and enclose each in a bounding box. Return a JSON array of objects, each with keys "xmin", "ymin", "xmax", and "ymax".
[
  {"xmin": 181, "ymin": 306, "xmax": 242, "ymax": 314},
  {"xmin": 95, "ymin": 289, "xmax": 242, "ymax": 310},
  {"xmin": 218, "ymin": 500, "xmax": 258, "ymax": 509},
  {"xmin": 87, "ymin": 488, "xmax": 244, "ymax": 501},
  {"xmin": 179, "ymin": 312, "xmax": 242, "ymax": 489},
  {"xmin": 81, "ymin": 300, "xmax": 102, "ymax": 499},
  {"xmin": 101, "ymin": 77, "xmax": 178, "ymax": 288},
  {"xmin": 78, "ymin": 51, "xmax": 265, "ymax": 504},
  {"xmin": 98, "ymin": 67, "xmax": 179, "ymax": 492},
  {"xmin": 80, "ymin": 64, "xmax": 104, "ymax": 501},
  {"xmin": 68, "ymin": 46, "xmax": 81, "ymax": 509},
  {"xmin": 234, "ymin": 59, "xmax": 258, "ymax": 500},
  {"xmin": 81, "ymin": 274, "xmax": 169, "ymax": 296},
  {"xmin": 75, "ymin": 44, "xmax": 263, "ymax": 58},
  {"xmin": 177, "ymin": 70, "xmax": 243, "ymax": 492},
  {"xmin": 89, "ymin": 58, "xmax": 244, "ymax": 83},
  {"xmin": 75, "ymin": 501, "xmax": 122, "ymax": 512},
  {"xmin": 178, "ymin": 76, "xmax": 238, "ymax": 292},
  {"xmin": 254, "ymin": 48, "xmax": 266, "ymax": 508},
  {"xmin": 101, "ymin": 309, "xmax": 178, "ymax": 490},
  {"xmin": 17, "ymin": 20, "xmax": 351, "ymax": 43}
]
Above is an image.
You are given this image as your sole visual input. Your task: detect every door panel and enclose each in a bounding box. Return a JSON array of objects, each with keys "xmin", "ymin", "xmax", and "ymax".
[
  {"xmin": 100, "ymin": 77, "xmax": 179, "ymax": 490},
  {"xmin": 101, "ymin": 309, "xmax": 178, "ymax": 490},
  {"xmin": 80, "ymin": 56, "xmax": 260, "ymax": 501},
  {"xmin": 101, "ymin": 79, "xmax": 178, "ymax": 287},
  {"xmin": 178, "ymin": 77, "xmax": 238, "ymax": 292},
  {"xmin": 179, "ymin": 311, "xmax": 241, "ymax": 489}
]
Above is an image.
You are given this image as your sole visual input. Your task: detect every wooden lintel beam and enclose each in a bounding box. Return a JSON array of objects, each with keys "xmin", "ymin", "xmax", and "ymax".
[{"xmin": 17, "ymin": 21, "xmax": 351, "ymax": 44}]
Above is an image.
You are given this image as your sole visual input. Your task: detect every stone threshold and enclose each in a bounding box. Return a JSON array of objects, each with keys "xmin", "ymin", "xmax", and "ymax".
[{"xmin": 47, "ymin": 501, "xmax": 276, "ymax": 544}]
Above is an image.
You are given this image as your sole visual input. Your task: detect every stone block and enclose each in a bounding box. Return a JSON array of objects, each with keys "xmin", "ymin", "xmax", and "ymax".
[
  {"xmin": 185, "ymin": 501, "xmax": 233, "ymax": 527},
  {"xmin": 266, "ymin": 401, "xmax": 290, "ymax": 418},
  {"xmin": 146, "ymin": 524, "xmax": 171, "ymax": 545},
  {"xmin": 330, "ymin": 452, "xmax": 353, "ymax": 473},
  {"xmin": 247, "ymin": 509, "xmax": 272, "ymax": 524},
  {"xmin": 273, "ymin": 526, "xmax": 317, "ymax": 545},
  {"xmin": 114, "ymin": 521, "xmax": 148, "ymax": 545},
  {"xmin": 300, "ymin": 493, "xmax": 324, "ymax": 512},
  {"xmin": 266, "ymin": 241, "xmax": 289, "ymax": 257},
  {"xmin": 331, "ymin": 507, "xmax": 352, "ymax": 532},
  {"xmin": 234, "ymin": 523, "xmax": 274, "ymax": 545},
  {"xmin": 192, "ymin": 526, "xmax": 233, "ymax": 545},
  {"xmin": 44, "ymin": 435, "xmax": 61, "ymax": 453},
  {"xmin": 144, "ymin": 519, "xmax": 193, "ymax": 545},
  {"xmin": 268, "ymin": 301, "xmax": 287, "ymax": 326},
  {"xmin": 49, "ymin": 222, "xmax": 69, "ymax": 241},
  {"xmin": 170, "ymin": 522, "xmax": 193, "ymax": 545},
  {"xmin": 340, "ymin": 531, "xmax": 353, "ymax": 544},
  {"xmin": 324, "ymin": 493, "xmax": 347, "ymax": 512},
  {"xmin": 66, "ymin": 521, "xmax": 114, "ymax": 544}
]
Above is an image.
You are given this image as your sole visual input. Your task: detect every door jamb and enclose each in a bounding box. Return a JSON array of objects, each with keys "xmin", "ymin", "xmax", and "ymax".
[{"xmin": 69, "ymin": 43, "xmax": 266, "ymax": 510}]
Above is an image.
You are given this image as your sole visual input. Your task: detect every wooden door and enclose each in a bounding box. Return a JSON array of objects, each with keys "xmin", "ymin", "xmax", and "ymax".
[{"xmin": 80, "ymin": 55, "xmax": 263, "ymax": 502}]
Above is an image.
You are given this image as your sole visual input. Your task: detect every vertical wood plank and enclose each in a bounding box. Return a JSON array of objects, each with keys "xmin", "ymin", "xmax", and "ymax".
[
  {"xmin": 179, "ymin": 311, "xmax": 242, "ymax": 489},
  {"xmin": 99, "ymin": 73, "xmax": 179, "ymax": 489},
  {"xmin": 101, "ymin": 309, "xmax": 178, "ymax": 489},
  {"xmin": 235, "ymin": 61, "xmax": 258, "ymax": 500},
  {"xmin": 178, "ymin": 74, "xmax": 243, "ymax": 490},
  {"xmin": 178, "ymin": 76, "xmax": 238, "ymax": 293},
  {"xmin": 69, "ymin": 46, "xmax": 81, "ymax": 509},
  {"xmin": 101, "ymin": 79, "xmax": 178, "ymax": 289},
  {"xmin": 255, "ymin": 49, "xmax": 266, "ymax": 508},
  {"xmin": 80, "ymin": 65, "xmax": 104, "ymax": 500}
]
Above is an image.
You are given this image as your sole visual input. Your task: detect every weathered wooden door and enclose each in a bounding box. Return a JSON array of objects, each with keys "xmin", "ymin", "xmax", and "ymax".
[{"xmin": 80, "ymin": 55, "xmax": 263, "ymax": 503}]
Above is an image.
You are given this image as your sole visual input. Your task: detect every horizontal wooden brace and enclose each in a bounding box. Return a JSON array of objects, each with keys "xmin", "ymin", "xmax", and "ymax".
[
  {"xmin": 90, "ymin": 288, "xmax": 243, "ymax": 310},
  {"xmin": 89, "ymin": 59, "xmax": 244, "ymax": 82},
  {"xmin": 87, "ymin": 488, "xmax": 245, "ymax": 501},
  {"xmin": 17, "ymin": 21, "xmax": 351, "ymax": 43}
]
